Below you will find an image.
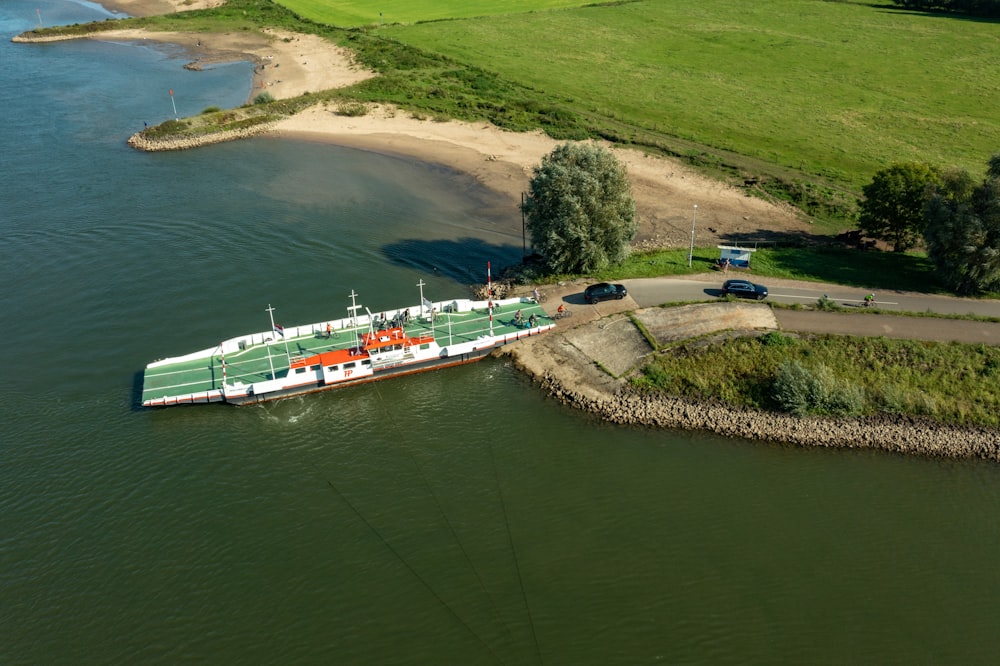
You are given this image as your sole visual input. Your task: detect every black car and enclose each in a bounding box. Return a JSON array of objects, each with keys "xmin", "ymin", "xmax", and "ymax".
[
  {"xmin": 722, "ymin": 279, "xmax": 768, "ymax": 301},
  {"xmin": 584, "ymin": 282, "xmax": 628, "ymax": 304}
]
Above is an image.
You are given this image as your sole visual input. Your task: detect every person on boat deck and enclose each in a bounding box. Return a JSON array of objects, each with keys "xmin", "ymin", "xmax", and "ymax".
[
  {"xmin": 532, "ymin": 288, "xmax": 540, "ymax": 302},
  {"xmin": 515, "ymin": 309, "xmax": 523, "ymax": 323},
  {"xmin": 528, "ymin": 313, "xmax": 538, "ymax": 327},
  {"xmin": 325, "ymin": 323, "xmax": 332, "ymax": 338}
]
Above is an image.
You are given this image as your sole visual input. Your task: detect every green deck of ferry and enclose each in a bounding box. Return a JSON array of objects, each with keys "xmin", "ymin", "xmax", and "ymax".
[{"xmin": 141, "ymin": 302, "xmax": 551, "ymax": 403}]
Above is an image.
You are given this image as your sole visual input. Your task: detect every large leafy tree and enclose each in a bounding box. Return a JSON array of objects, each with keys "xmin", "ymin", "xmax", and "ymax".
[
  {"xmin": 522, "ymin": 142, "xmax": 637, "ymax": 273},
  {"xmin": 924, "ymin": 158, "xmax": 1000, "ymax": 295},
  {"xmin": 858, "ymin": 162, "xmax": 941, "ymax": 252},
  {"xmin": 889, "ymin": 0, "xmax": 1000, "ymax": 18}
]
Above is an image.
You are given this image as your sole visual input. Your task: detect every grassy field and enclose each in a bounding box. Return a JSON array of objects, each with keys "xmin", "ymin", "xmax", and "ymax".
[
  {"xmin": 280, "ymin": 0, "xmax": 590, "ymax": 27},
  {"xmin": 373, "ymin": 0, "xmax": 1000, "ymax": 191}
]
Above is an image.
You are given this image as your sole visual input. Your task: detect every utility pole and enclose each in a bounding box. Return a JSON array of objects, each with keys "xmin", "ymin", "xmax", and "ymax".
[{"xmin": 688, "ymin": 204, "xmax": 698, "ymax": 268}]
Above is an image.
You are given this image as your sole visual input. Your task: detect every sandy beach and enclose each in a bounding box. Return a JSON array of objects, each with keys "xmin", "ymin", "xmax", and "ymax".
[{"xmin": 60, "ymin": 0, "xmax": 814, "ymax": 247}]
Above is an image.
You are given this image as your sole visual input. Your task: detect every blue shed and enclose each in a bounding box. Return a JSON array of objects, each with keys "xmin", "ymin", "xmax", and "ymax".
[{"xmin": 717, "ymin": 245, "xmax": 756, "ymax": 269}]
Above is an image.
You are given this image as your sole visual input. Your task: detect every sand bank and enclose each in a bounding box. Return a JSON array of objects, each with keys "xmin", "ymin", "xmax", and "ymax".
[{"xmin": 272, "ymin": 103, "xmax": 809, "ymax": 247}]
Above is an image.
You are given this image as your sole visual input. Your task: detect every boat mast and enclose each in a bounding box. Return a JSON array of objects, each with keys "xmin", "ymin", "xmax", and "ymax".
[
  {"xmin": 264, "ymin": 304, "xmax": 277, "ymax": 379},
  {"xmin": 347, "ymin": 290, "xmax": 361, "ymax": 347},
  {"xmin": 487, "ymin": 261, "xmax": 494, "ymax": 337},
  {"xmin": 219, "ymin": 342, "xmax": 227, "ymax": 389},
  {"xmin": 268, "ymin": 304, "xmax": 292, "ymax": 368},
  {"xmin": 417, "ymin": 279, "xmax": 427, "ymax": 318}
]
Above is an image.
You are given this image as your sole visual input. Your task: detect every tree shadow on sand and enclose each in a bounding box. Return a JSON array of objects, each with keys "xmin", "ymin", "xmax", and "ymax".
[{"xmin": 381, "ymin": 237, "xmax": 524, "ymax": 285}]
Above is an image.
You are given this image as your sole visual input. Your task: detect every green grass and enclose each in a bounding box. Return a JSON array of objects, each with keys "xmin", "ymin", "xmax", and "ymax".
[
  {"xmin": 280, "ymin": 0, "xmax": 593, "ymax": 27},
  {"xmin": 593, "ymin": 246, "xmax": 942, "ymax": 293},
  {"xmin": 373, "ymin": 0, "xmax": 1000, "ymax": 192},
  {"xmin": 633, "ymin": 333, "xmax": 1000, "ymax": 427}
]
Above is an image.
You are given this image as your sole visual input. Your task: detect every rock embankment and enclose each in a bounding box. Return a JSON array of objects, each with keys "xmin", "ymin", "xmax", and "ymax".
[
  {"xmin": 127, "ymin": 123, "xmax": 277, "ymax": 151},
  {"xmin": 11, "ymin": 34, "xmax": 75, "ymax": 43},
  {"xmin": 502, "ymin": 302, "xmax": 1000, "ymax": 461},
  {"xmin": 543, "ymin": 378, "xmax": 1000, "ymax": 460}
]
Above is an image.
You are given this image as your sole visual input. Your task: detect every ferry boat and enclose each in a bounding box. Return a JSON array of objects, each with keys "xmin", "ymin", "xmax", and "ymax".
[{"xmin": 140, "ymin": 277, "xmax": 553, "ymax": 407}]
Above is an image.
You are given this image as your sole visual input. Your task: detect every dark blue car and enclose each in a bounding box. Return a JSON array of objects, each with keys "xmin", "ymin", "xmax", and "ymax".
[
  {"xmin": 584, "ymin": 282, "xmax": 628, "ymax": 304},
  {"xmin": 722, "ymin": 279, "xmax": 768, "ymax": 301}
]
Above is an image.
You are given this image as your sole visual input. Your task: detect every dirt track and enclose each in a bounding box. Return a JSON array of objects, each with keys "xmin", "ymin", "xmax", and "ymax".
[{"xmin": 773, "ymin": 309, "xmax": 1000, "ymax": 345}]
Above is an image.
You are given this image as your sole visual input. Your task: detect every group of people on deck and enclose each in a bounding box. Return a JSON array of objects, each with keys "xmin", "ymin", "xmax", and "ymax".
[
  {"xmin": 514, "ymin": 309, "xmax": 538, "ymax": 328},
  {"xmin": 373, "ymin": 309, "xmax": 411, "ymax": 330}
]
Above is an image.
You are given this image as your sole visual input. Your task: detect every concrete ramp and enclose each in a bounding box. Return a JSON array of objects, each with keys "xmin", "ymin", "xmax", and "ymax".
[
  {"xmin": 563, "ymin": 313, "xmax": 653, "ymax": 378},
  {"xmin": 634, "ymin": 302, "xmax": 778, "ymax": 345}
]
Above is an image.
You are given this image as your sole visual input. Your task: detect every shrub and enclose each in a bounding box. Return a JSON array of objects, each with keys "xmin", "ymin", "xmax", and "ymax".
[
  {"xmin": 815, "ymin": 294, "xmax": 841, "ymax": 311},
  {"xmin": 636, "ymin": 363, "xmax": 672, "ymax": 390},
  {"xmin": 772, "ymin": 360, "xmax": 815, "ymax": 415},
  {"xmin": 759, "ymin": 331, "xmax": 794, "ymax": 347},
  {"xmin": 335, "ymin": 102, "xmax": 368, "ymax": 117},
  {"xmin": 875, "ymin": 383, "xmax": 908, "ymax": 413},
  {"xmin": 253, "ymin": 91, "xmax": 275, "ymax": 105},
  {"xmin": 771, "ymin": 360, "xmax": 864, "ymax": 416}
]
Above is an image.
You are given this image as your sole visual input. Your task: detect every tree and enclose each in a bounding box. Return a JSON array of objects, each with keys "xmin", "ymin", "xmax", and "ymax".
[
  {"xmin": 888, "ymin": 0, "xmax": 1000, "ymax": 18},
  {"xmin": 923, "ymin": 158, "xmax": 1000, "ymax": 295},
  {"xmin": 521, "ymin": 142, "xmax": 637, "ymax": 274},
  {"xmin": 857, "ymin": 162, "xmax": 941, "ymax": 252}
]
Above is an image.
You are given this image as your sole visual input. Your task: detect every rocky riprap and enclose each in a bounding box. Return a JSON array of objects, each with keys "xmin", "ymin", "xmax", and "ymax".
[
  {"xmin": 127, "ymin": 123, "xmax": 277, "ymax": 151},
  {"xmin": 536, "ymin": 373, "xmax": 1000, "ymax": 461}
]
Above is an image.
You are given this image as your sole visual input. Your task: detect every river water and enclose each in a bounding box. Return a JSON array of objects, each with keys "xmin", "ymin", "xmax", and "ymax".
[{"xmin": 3, "ymin": 2, "xmax": 1000, "ymax": 663}]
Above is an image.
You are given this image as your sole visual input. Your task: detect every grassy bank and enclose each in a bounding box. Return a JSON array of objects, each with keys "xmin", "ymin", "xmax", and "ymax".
[{"xmin": 633, "ymin": 332, "xmax": 1000, "ymax": 428}]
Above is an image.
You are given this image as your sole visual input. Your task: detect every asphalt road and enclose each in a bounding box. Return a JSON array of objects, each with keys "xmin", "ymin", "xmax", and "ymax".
[{"xmin": 597, "ymin": 275, "xmax": 1000, "ymax": 344}]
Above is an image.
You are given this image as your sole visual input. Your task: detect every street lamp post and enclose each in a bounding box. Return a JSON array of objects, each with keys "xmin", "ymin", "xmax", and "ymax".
[{"xmin": 688, "ymin": 204, "xmax": 698, "ymax": 268}]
